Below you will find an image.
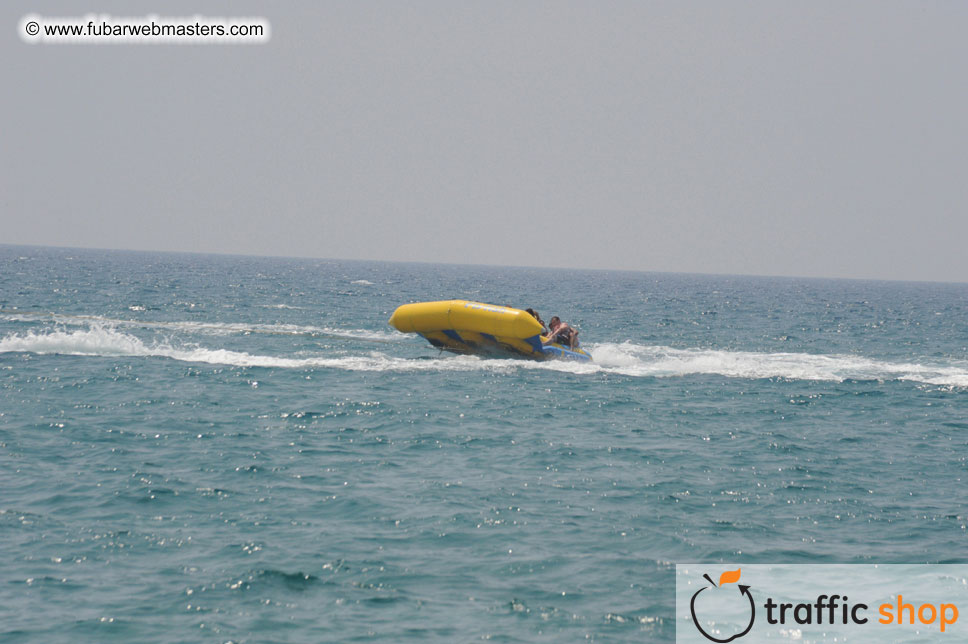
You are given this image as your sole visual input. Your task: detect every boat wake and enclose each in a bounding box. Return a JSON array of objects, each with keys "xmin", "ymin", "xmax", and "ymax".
[
  {"xmin": 0, "ymin": 326, "xmax": 403, "ymax": 370},
  {"xmin": 587, "ymin": 342, "xmax": 968, "ymax": 387},
  {"xmin": 1, "ymin": 325, "xmax": 967, "ymax": 387},
  {"xmin": 0, "ymin": 311, "xmax": 397, "ymax": 343}
]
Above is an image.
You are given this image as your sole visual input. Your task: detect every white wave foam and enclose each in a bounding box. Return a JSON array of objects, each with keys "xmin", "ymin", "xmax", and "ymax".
[
  {"xmin": 0, "ymin": 311, "xmax": 397, "ymax": 343},
  {"xmin": 585, "ymin": 342, "xmax": 968, "ymax": 387},
  {"xmin": 1, "ymin": 327, "xmax": 966, "ymax": 386},
  {"xmin": 0, "ymin": 326, "xmax": 406, "ymax": 370},
  {"xmin": 350, "ymin": 279, "xmax": 374, "ymax": 285}
]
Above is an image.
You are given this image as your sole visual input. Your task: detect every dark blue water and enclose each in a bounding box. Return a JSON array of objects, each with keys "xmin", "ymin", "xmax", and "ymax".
[{"xmin": 1, "ymin": 245, "xmax": 966, "ymax": 642}]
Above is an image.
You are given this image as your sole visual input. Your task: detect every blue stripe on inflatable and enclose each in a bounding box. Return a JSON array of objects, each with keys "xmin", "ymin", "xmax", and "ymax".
[
  {"xmin": 541, "ymin": 343, "xmax": 591, "ymax": 362},
  {"xmin": 442, "ymin": 329, "xmax": 462, "ymax": 342},
  {"xmin": 542, "ymin": 345, "xmax": 563, "ymax": 358},
  {"xmin": 524, "ymin": 335, "xmax": 543, "ymax": 352}
]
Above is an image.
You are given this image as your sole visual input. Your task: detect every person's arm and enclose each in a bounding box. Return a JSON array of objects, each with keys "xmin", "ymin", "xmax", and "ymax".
[
  {"xmin": 541, "ymin": 324, "xmax": 557, "ymax": 344},
  {"xmin": 543, "ymin": 323, "xmax": 565, "ymax": 344}
]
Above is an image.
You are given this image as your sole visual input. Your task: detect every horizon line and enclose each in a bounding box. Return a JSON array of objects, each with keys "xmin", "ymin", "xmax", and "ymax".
[{"xmin": 2, "ymin": 241, "xmax": 965, "ymax": 287}]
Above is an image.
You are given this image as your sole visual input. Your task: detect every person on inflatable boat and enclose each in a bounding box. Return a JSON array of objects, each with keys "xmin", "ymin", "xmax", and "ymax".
[
  {"xmin": 525, "ymin": 308, "xmax": 547, "ymax": 333},
  {"xmin": 544, "ymin": 316, "xmax": 578, "ymax": 350}
]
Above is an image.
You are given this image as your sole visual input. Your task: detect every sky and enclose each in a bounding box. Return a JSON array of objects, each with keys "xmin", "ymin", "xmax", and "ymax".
[{"xmin": 3, "ymin": 1, "xmax": 967, "ymax": 282}]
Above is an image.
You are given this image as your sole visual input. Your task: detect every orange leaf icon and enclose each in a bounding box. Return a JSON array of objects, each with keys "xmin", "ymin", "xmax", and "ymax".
[{"xmin": 719, "ymin": 568, "xmax": 741, "ymax": 586}]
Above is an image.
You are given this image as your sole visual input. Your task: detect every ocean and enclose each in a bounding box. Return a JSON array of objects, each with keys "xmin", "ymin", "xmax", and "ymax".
[{"xmin": 1, "ymin": 245, "xmax": 966, "ymax": 642}]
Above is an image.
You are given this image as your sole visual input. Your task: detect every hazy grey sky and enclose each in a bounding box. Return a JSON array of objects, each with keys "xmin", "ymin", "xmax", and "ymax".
[{"xmin": 3, "ymin": 2, "xmax": 967, "ymax": 281}]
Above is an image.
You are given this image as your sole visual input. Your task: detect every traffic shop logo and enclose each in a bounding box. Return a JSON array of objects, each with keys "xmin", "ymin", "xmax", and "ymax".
[{"xmin": 689, "ymin": 569, "xmax": 755, "ymax": 642}]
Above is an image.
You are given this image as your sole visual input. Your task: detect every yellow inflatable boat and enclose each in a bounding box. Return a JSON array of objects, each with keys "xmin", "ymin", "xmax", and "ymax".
[{"xmin": 389, "ymin": 300, "xmax": 592, "ymax": 361}]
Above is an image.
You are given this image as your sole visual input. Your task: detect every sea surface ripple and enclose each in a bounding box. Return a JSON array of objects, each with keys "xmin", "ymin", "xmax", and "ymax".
[{"xmin": 1, "ymin": 246, "xmax": 966, "ymax": 642}]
